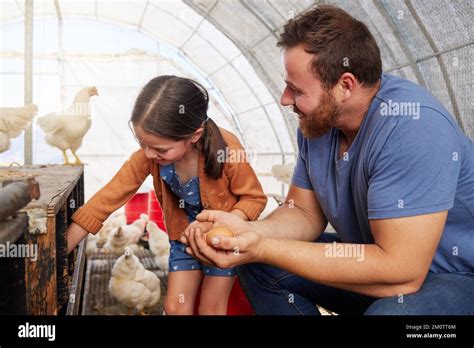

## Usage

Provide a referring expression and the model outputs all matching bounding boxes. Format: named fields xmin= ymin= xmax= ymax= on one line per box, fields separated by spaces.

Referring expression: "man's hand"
xmin=180 ymin=210 xmax=251 ymax=245
xmin=185 ymin=225 xmax=264 ymax=269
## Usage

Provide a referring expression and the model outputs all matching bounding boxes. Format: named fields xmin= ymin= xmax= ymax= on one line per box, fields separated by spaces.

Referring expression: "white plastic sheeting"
xmin=0 ymin=0 xmax=472 ymax=215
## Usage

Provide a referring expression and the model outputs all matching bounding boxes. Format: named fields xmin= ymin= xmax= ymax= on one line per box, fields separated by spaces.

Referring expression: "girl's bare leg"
xmin=164 ymin=270 xmax=203 ymax=315
xmin=198 ymin=275 xmax=235 ymax=315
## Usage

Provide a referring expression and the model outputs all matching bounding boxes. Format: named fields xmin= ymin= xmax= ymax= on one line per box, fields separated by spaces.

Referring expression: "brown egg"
xmin=206 ymin=227 xmax=234 ymax=246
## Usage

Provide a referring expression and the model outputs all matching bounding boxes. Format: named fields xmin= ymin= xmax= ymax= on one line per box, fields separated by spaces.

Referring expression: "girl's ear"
xmin=190 ymin=127 xmax=204 ymax=144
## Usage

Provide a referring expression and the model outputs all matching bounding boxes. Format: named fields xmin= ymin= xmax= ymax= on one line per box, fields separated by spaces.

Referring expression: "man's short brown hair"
xmin=278 ymin=5 xmax=382 ymax=89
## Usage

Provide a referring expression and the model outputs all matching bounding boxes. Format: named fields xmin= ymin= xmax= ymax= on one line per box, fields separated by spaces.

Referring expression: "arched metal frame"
xmin=2 ymin=0 xmax=472 ymax=166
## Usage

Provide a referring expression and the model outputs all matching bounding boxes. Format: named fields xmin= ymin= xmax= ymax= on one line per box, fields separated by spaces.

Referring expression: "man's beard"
xmin=295 ymin=91 xmax=340 ymax=139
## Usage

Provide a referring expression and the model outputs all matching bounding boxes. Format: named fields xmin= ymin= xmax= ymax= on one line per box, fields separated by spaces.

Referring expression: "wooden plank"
xmin=0 ymin=169 xmax=34 ymax=182
xmin=24 ymin=213 xmax=58 ymax=314
xmin=56 ymin=203 xmax=69 ymax=313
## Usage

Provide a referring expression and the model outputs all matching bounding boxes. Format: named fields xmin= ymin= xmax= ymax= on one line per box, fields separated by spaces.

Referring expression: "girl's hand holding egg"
xmin=181 ymin=221 xmax=213 ymax=245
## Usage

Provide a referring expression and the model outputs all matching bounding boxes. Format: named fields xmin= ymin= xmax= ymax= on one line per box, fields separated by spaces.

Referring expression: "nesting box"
xmin=0 ymin=165 xmax=85 ymax=315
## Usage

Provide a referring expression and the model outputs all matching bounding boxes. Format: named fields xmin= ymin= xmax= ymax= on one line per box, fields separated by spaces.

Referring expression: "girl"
xmin=67 ymin=75 xmax=267 ymax=315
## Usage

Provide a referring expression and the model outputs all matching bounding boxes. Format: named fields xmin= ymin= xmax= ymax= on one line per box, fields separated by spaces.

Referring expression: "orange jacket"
xmin=71 ymin=128 xmax=267 ymax=241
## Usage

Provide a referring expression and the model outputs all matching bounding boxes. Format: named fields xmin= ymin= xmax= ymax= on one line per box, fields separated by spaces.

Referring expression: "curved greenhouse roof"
xmin=0 ymin=0 xmax=472 ymax=208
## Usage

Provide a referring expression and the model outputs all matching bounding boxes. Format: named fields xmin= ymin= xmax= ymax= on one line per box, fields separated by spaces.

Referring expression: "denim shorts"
xmin=169 ymin=240 xmax=236 ymax=277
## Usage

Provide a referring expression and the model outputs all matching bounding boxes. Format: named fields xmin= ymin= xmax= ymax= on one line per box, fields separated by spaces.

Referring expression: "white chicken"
xmin=146 ymin=221 xmax=170 ymax=274
xmin=109 ymin=247 xmax=161 ymax=315
xmin=85 ymin=211 xmax=127 ymax=256
xmin=269 ymin=162 xmax=296 ymax=206
xmin=271 ymin=162 xmax=296 ymax=185
xmin=85 ymin=234 xmax=100 ymax=257
xmin=0 ymin=104 xmax=38 ymax=153
xmin=64 ymin=86 xmax=98 ymax=115
xmin=37 ymin=86 xmax=98 ymax=165
xmin=103 ymin=214 xmax=148 ymax=256
xmin=97 ymin=211 xmax=127 ymax=249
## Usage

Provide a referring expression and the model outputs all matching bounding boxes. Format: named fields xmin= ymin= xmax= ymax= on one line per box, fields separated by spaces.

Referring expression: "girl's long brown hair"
xmin=130 ymin=75 xmax=226 ymax=179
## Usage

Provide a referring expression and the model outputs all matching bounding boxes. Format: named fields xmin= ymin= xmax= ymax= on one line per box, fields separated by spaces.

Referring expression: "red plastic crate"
xmin=124 ymin=192 xmax=149 ymax=224
xmin=227 ymin=278 xmax=254 ymax=315
xmin=148 ymin=190 xmax=166 ymax=231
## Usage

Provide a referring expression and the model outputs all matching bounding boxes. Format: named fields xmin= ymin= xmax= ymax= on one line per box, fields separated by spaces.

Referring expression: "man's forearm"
xmin=231 ymin=209 xmax=249 ymax=221
xmin=256 ymin=237 xmax=420 ymax=298
xmin=250 ymin=204 xmax=326 ymax=241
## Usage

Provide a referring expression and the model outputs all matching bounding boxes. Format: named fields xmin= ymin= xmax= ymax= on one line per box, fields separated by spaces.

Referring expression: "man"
xmin=182 ymin=5 xmax=474 ymax=314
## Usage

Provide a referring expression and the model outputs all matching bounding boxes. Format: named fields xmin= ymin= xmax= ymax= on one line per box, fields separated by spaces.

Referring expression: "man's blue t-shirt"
xmin=292 ymin=73 xmax=473 ymax=274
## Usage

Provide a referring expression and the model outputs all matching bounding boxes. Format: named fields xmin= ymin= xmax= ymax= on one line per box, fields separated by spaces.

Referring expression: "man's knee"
xmin=366 ymin=273 xmax=474 ymax=315
xmin=365 ymin=294 xmax=443 ymax=315
xmin=364 ymin=296 xmax=416 ymax=315
xmin=236 ymin=263 xmax=265 ymax=289
xmin=237 ymin=262 xmax=286 ymax=287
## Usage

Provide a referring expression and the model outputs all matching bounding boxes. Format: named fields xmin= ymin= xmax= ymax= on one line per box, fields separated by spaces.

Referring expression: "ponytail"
xmin=201 ymin=117 xmax=226 ymax=180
